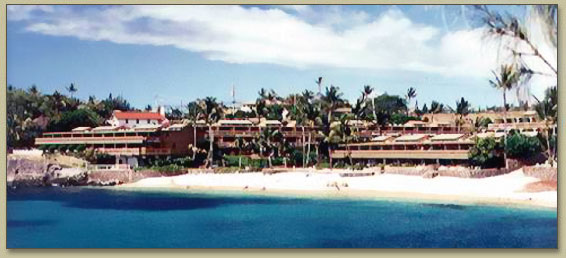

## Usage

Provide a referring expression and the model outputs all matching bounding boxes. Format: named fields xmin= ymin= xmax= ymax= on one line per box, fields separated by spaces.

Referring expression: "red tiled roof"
xmin=113 ymin=111 xmax=165 ymax=120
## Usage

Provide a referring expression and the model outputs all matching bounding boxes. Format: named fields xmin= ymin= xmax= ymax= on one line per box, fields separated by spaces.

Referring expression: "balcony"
xmin=97 ymin=147 xmax=141 ymax=156
xmin=140 ymin=147 xmax=171 ymax=155
xmin=35 ymin=136 xmax=145 ymax=145
xmin=488 ymin=122 xmax=548 ymax=130
xmin=331 ymin=149 xmax=470 ymax=160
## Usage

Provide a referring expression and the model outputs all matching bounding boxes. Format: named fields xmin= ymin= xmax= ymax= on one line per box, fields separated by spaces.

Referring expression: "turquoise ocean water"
xmin=7 ymin=187 xmax=557 ymax=248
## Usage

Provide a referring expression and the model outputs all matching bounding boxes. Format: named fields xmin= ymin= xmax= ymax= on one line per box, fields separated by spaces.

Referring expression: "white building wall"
xmin=121 ymin=119 xmax=159 ymax=127
xmin=109 ymin=117 xmax=160 ymax=128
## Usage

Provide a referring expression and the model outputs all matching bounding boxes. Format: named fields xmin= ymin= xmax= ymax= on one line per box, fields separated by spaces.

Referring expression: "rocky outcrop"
xmin=8 ymin=155 xmax=182 ymax=188
xmin=7 ymin=157 xmax=88 ymax=187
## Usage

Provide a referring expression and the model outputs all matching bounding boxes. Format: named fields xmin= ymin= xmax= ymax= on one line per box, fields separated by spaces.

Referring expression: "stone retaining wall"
xmin=438 ymin=167 xmax=514 ymax=178
xmin=87 ymin=170 xmax=186 ymax=185
xmin=384 ymin=165 xmax=519 ymax=179
xmin=523 ymin=166 xmax=557 ymax=181
xmin=383 ymin=166 xmax=428 ymax=176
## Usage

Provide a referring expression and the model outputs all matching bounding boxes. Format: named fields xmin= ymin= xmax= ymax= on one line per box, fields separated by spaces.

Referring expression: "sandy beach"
xmin=119 ymin=168 xmax=557 ymax=209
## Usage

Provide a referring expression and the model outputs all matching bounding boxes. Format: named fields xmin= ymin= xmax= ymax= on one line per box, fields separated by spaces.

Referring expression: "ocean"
xmin=6 ymin=187 xmax=557 ymax=248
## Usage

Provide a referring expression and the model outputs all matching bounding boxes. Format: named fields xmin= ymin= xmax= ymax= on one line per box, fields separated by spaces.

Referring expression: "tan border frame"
xmin=0 ymin=0 xmax=563 ymax=256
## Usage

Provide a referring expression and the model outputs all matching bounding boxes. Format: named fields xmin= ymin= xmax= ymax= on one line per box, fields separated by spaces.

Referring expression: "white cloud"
xmin=7 ymin=5 xmax=53 ymax=21
xmin=9 ymin=5 xmax=556 ymax=99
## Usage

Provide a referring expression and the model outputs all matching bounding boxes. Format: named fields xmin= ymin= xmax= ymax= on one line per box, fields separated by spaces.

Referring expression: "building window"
xmin=147 ymin=119 xmax=150 ymax=123
xmin=136 ymin=119 xmax=139 ymax=124
xmin=126 ymin=119 xmax=129 ymax=124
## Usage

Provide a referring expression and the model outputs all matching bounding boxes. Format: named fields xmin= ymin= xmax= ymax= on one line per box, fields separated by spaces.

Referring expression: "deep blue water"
xmin=7 ymin=187 xmax=557 ymax=248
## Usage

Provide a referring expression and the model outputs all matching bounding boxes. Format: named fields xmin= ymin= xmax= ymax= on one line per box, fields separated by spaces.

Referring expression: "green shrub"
xmin=390 ymin=113 xmax=421 ymax=125
xmin=505 ymin=133 xmax=542 ymax=159
xmin=291 ymin=150 xmax=304 ymax=166
xmin=55 ymin=144 xmax=70 ymax=152
xmin=146 ymin=156 xmax=194 ymax=167
xmin=468 ymin=137 xmax=503 ymax=168
xmin=316 ymin=161 xmax=330 ymax=169
xmin=149 ymin=164 xmax=184 ymax=175
xmin=46 ymin=145 xmax=57 ymax=153
xmin=67 ymin=144 xmax=78 ymax=152
xmin=334 ymin=160 xmax=346 ymax=168
xmin=223 ymin=155 xmax=250 ymax=167
xmin=272 ymin=157 xmax=284 ymax=166
xmin=76 ymin=144 xmax=86 ymax=152
xmin=214 ymin=167 xmax=240 ymax=173
xmin=47 ymin=109 xmax=103 ymax=132
xmin=347 ymin=163 xmax=365 ymax=170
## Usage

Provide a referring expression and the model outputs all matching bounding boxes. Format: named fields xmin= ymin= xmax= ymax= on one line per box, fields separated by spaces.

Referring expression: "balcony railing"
xmin=331 ymin=149 xmax=470 ymax=160
xmin=35 ymin=136 xmax=145 ymax=145
xmin=140 ymin=147 xmax=171 ymax=155
xmin=213 ymin=130 xmax=318 ymax=138
xmin=97 ymin=147 xmax=140 ymax=156
xmin=488 ymin=122 xmax=548 ymax=130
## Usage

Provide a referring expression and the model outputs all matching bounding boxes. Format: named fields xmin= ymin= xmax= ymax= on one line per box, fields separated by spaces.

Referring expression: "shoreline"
xmin=113 ymin=185 xmax=557 ymax=210
xmin=117 ymin=169 xmax=557 ymax=209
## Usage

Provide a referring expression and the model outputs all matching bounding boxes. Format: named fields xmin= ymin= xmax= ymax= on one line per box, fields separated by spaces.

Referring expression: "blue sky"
xmin=7 ymin=5 xmax=554 ymax=110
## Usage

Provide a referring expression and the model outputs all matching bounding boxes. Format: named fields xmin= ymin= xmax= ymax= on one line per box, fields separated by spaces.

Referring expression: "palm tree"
xmin=533 ymin=86 xmax=557 ymax=165
xmin=66 ymin=83 xmax=78 ymax=98
xmin=336 ymin=114 xmax=354 ymax=166
xmin=49 ymin=90 xmax=67 ymax=118
xmin=278 ymin=138 xmax=295 ymax=168
xmin=322 ymin=86 xmax=344 ymax=124
xmin=28 ymin=85 xmax=39 ymax=96
xmin=472 ymin=116 xmax=492 ymax=134
xmin=85 ymin=95 xmax=105 ymax=118
xmin=489 ymin=64 xmax=521 ymax=124
xmin=476 ymin=5 xmax=557 ymax=76
xmin=255 ymin=98 xmax=267 ymax=124
xmin=258 ymin=127 xmax=282 ymax=168
xmin=167 ymin=107 xmax=184 ymax=120
xmin=406 ymin=87 xmax=417 ymax=115
xmin=234 ymin=136 xmax=247 ymax=169
xmin=315 ymin=77 xmax=323 ymax=95
xmin=185 ymin=101 xmax=200 ymax=146
xmin=258 ymin=88 xmax=268 ymax=100
xmin=301 ymin=90 xmax=319 ymax=166
xmin=350 ymin=97 xmax=366 ymax=140
xmin=321 ymin=85 xmax=344 ymax=169
xmin=294 ymin=93 xmax=308 ymax=167
xmin=421 ymin=103 xmax=429 ymax=115
xmin=455 ymin=97 xmax=470 ymax=132
xmin=197 ymin=97 xmax=223 ymax=168
xmin=266 ymin=89 xmax=280 ymax=104
xmin=489 ymin=64 xmax=521 ymax=169
xmin=320 ymin=114 xmax=351 ymax=170
xmin=361 ymin=85 xmax=377 ymax=127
